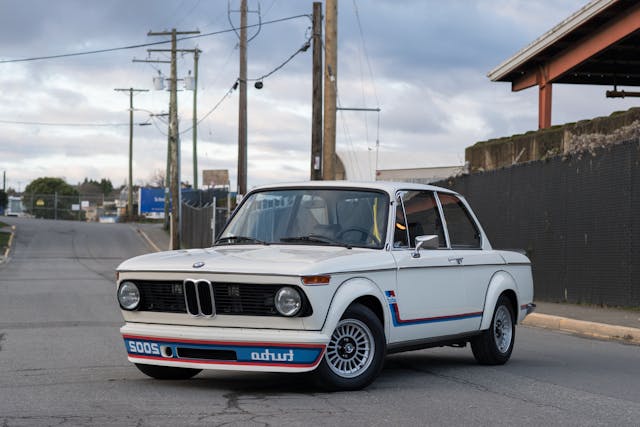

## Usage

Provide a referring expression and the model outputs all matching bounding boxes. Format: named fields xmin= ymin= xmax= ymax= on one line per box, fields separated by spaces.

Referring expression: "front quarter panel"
xmin=321 ymin=277 xmax=390 ymax=341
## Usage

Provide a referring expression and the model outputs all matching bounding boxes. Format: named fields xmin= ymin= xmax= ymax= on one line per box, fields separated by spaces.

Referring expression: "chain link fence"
xmin=180 ymin=189 xmax=233 ymax=249
xmin=435 ymin=137 xmax=640 ymax=307
xmin=22 ymin=193 xmax=111 ymax=221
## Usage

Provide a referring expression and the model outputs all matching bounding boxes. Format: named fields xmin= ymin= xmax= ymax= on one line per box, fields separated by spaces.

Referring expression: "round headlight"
xmin=118 ymin=281 xmax=141 ymax=310
xmin=274 ymin=286 xmax=302 ymax=317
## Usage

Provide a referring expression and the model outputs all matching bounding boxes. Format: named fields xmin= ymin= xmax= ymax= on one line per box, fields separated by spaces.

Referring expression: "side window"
xmin=437 ymin=193 xmax=481 ymax=249
xmin=396 ymin=191 xmax=446 ymax=248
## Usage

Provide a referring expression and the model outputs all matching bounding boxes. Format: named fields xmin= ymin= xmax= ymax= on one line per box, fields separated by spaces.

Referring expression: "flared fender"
xmin=322 ymin=277 xmax=389 ymax=339
xmin=480 ymin=270 xmax=519 ymax=331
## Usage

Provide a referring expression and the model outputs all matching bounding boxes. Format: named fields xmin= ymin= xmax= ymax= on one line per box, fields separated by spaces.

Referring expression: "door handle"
xmin=448 ymin=257 xmax=463 ymax=265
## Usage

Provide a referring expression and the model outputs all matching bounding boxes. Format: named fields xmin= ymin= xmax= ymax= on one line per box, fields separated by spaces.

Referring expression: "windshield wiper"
xmin=214 ymin=235 xmax=268 ymax=245
xmin=280 ymin=234 xmax=352 ymax=249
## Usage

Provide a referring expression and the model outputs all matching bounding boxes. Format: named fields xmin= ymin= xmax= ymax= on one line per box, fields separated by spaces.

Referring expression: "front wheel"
xmin=471 ymin=295 xmax=515 ymax=365
xmin=135 ymin=363 xmax=202 ymax=380
xmin=314 ymin=303 xmax=386 ymax=391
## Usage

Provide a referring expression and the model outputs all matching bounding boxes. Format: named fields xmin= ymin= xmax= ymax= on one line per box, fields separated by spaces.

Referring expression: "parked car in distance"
xmin=116 ymin=181 xmax=535 ymax=390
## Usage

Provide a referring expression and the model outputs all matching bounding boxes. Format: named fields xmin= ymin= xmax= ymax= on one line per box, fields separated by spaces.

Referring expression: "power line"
xmin=0 ymin=14 xmax=311 ymax=65
xmin=179 ymin=34 xmax=311 ymax=134
xmin=352 ymin=0 xmax=379 ymax=107
xmin=0 ymin=119 xmax=148 ymax=127
xmin=181 ymin=82 xmax=237 ymax=135
xmin=245 ymin=37 xmax=311 ymax=82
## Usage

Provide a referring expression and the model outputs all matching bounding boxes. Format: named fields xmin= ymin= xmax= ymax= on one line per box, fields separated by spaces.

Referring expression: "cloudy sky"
xmin=0 ymin=0 xmax=637 ymax=193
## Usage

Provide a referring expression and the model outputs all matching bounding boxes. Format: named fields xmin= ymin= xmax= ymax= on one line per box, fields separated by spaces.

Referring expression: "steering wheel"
xmin=337 ymin=227 xmax=381 ymax=246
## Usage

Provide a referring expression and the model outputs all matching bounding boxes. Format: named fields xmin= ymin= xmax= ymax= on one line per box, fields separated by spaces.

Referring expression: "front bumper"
xmin=120 ymin=322 xmax=328 ymax=373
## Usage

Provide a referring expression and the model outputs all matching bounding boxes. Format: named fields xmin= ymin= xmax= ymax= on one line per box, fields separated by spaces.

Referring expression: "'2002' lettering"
xmin=128 ymin=340 xmax=161 ymax=356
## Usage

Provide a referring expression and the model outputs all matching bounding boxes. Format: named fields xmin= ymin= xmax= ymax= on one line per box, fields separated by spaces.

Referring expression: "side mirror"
xmin=412 ymin=235 xmax=439 ymax=258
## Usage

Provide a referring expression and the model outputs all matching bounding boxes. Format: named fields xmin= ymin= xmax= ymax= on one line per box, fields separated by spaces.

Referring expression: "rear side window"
xmin=437 ymin=193 xmax=481 ymax=249
xmin=395 ymin=191 xmax=446 ymax=248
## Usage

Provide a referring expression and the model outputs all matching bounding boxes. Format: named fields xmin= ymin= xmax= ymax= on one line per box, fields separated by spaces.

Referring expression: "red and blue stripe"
xmin=385 ymin=290 xmax=483 ymax=327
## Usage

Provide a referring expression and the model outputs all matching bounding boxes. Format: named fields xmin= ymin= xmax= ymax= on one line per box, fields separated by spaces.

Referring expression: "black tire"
xmin=471 ymin=295 xmax=515 ymax=365
xmin=135 ymin=363 xmax=202 ymax=380
xmin=314 ymin=303 xmax=386 ymax=391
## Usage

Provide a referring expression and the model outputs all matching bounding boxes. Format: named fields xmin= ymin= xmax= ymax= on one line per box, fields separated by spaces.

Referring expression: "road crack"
xmin=393 ymin=359 xmax=565 ymax=412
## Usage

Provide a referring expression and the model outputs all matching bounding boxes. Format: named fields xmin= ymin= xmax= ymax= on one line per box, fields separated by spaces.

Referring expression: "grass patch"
xmin=0 ymin=221 xmax=9 ymax=228
xmin=0 ymin=231 xmax=10 ymax=251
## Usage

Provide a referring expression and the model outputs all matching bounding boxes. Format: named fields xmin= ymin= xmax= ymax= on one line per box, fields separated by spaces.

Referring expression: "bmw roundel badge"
xmin=192 ymin=261 xmax=205 ymax=269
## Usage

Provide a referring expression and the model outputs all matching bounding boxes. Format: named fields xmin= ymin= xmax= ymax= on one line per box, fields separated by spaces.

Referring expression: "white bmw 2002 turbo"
xmin=116 ymin=181 xmax=535 ymax=390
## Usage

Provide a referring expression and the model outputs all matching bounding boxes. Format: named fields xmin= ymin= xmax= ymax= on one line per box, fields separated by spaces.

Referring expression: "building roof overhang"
xmin=488 ymin=0 xmax=640 ymax=90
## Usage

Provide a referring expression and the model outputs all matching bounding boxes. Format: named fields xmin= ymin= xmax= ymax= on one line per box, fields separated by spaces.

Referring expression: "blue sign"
xmin=139 ymin=188 xmax=167 ymax=214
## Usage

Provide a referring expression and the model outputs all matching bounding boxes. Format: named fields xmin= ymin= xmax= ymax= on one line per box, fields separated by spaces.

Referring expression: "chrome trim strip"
xmin=433 ymin=191 xmax=452 ymax=249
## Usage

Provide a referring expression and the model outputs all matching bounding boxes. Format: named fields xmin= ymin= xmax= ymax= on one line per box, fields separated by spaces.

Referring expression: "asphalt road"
xmin=1 ymin=218 xmax=639 ymax=426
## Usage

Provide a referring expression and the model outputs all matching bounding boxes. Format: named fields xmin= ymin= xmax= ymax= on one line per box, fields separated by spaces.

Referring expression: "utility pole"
xmin=114 ymin=87 xmax=148 ymax=220
xmin=238 ymin=0 xmax=248 ymax=195
xmin=132 ymin=59 xmax=171 ymax=231
xmin=146 ymin=28 xmax=200 ymax=249
xmin=191 ymin=48 xmax=201 ymax=189
xmin=310 ymin=2 xmax=323 ymax=181
xmin=323 ymin=0 xmax=338 ymax=180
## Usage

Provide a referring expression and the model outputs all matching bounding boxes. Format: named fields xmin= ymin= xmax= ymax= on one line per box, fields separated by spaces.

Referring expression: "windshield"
xmin=217 ymin=188 xmax=389 ymax=249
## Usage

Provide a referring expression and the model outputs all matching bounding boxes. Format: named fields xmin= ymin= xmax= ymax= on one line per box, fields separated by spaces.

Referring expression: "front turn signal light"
xmin=301 ymin=275 xmax=331 ymax=286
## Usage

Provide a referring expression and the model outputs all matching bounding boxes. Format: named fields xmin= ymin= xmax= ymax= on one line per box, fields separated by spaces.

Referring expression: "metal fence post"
xmin=211 ymin=196 xmax=217 ymax=245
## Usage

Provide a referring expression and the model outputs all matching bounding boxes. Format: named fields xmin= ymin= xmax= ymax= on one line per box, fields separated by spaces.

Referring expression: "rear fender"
xmin=322 ymin=277 xmax=388 ymax=339
xmin=480 ymin=271 xmax=519 ymax=330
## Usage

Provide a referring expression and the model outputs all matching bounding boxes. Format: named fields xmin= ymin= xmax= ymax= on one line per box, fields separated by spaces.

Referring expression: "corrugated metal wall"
xmin=435 ymin=138 xmax=640 ymax=307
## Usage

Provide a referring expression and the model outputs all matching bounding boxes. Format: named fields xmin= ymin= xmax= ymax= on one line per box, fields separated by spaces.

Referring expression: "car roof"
xmin=249 ymin=180 xmax=459 ymax=197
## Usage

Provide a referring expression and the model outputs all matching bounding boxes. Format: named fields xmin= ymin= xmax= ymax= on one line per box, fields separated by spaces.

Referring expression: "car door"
xmin=390 ymin=190 xmax=502 ymax=342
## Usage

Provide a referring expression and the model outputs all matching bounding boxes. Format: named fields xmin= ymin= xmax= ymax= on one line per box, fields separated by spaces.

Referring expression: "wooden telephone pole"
xmin=310 ymin=2 xmax=323 ymax=180
xmin=114 ymin=87 xmax=148 ymax=220
xmin=237 ymin=0 xmax=248 ymax=195
xmin=322 ymin=0 xmax=338 ymax=180
xmin=145 ymin=28 xmax=200 ymax=249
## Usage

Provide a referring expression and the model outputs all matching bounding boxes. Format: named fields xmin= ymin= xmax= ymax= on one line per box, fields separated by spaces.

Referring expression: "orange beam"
xmin=512 ymin=72 xmax=537 ymax=92
xmin=539 ymin=82 xmax=552 ymax=129
xmin=512 ymin=2 xmax=640 ymax=92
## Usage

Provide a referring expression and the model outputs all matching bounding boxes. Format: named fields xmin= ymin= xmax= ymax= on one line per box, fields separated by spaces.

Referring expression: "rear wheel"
xmin=314 ymin=303 xmax=385 ymax=391
xmin=471 ymin=295 xmax=515 ymax=365
xmin=135 ymin=363 xmax=202 ymax=380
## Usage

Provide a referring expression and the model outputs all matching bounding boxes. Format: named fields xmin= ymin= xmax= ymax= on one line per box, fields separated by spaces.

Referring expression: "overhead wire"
xmin=0 ymin=119 xmax=143 ymax=127
xmin=335 ymin=87 xmax=364 ymax=180
xmin=180 ymin=82 xmax=237 ymax=135
xmin=245 ymin=37 xmax=310 ymax=82
xmin=173 ymin=0 xmax=203 ymax=29
xmin=181 ymin=28 xmax=311 ymax=133
xmin=352 ymin=0 xmax=379 ymax=107
xmin=0 ymin=10 xmax=309 ymax=132
xmin=0 ymin=14 xmax=311 ymax=65
xmin=352 ymin=0 xmax=381 ymax=178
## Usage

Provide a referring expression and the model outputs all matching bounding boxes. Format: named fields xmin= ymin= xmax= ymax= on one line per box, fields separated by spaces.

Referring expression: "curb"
xmin=133 ymin=225 xmax=162 ymax=253
xmin=523 ymin=312 xmax=640 ymax=345
xmin=1 ymin=225 xmax=16 ymax=264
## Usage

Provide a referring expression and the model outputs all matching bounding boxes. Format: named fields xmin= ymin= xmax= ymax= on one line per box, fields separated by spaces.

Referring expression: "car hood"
xmin=117 ymin=245 xmax=394 ymax=276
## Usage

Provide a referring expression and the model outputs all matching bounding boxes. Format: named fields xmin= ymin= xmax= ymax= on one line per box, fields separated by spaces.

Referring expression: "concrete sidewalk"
xmin=524 ymin=302 xmax=640 ymax=345
xmin=132 ymin=222 xmax=640 ymax=346
xmin=132 ymin=222 xmax=170 ymax=252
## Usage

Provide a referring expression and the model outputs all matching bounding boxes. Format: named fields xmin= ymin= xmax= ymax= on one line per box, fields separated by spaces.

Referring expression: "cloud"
xmin=0 ymin=0 xmax=630 ymax=192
